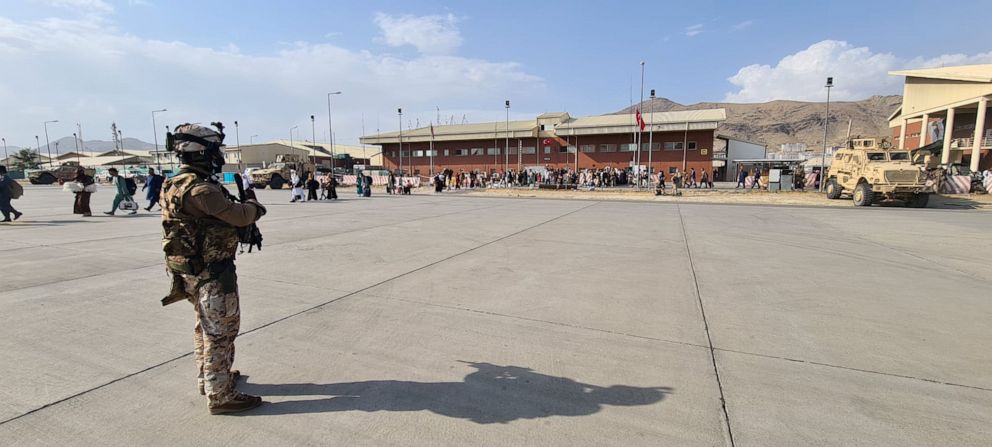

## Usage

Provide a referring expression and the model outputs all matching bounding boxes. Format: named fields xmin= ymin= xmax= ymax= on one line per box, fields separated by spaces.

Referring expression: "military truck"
xmin=249 ymin=154 xmax=314 ymax=189
xmin=28 ymin=161 xmax=95 ymax=185
xmin=824 ymin=138 xmax=932 ymax=207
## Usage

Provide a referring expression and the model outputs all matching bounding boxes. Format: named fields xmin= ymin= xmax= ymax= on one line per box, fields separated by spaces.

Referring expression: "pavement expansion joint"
xmin=677 ymin=202 xmax=737 ymax=447
xmin=0 ymin=200 xmax=600 ymax=426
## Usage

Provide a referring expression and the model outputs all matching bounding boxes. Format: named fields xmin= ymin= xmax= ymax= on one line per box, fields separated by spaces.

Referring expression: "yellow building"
xmin=888 ymin=64 xmax=992 ymax=171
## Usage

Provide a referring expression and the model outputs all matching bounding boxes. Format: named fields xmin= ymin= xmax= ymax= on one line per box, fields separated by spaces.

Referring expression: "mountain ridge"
xmin=619 ymin=95 xmax=903 ymax=151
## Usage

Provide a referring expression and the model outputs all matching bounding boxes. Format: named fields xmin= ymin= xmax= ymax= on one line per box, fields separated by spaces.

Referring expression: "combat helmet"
xmin=167 ymin=122 xmax=227 ymax=174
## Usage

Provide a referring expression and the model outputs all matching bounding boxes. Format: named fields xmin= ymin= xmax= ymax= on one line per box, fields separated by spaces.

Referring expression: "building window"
xmin=400 ymin=150 xmax=410 ymax=157
xmin=470 ymin=148 xmax=484 ymax=156
xmin=486 ymin=148 xmax=499 ymax=156
xmin=521 ymin=146 xmax=536 ymax=154
xmin=426 ymin=150 xmax=437 ymax=157
xmin=664 ymin=142 xmax=683 ymax=151
xmin=619 ymin=143 xmax=636 ymax=152
xmin=641 ymin=142 xmax=661 ymax=151
xmin=559 ymin=146 xmax=569 ymax=153
xmin=687 ymin=141 xmax=697 ymax=150
xmin=668 ymin=166 xmax=678 ymax=174
xmin=544 ymin=146 xmax=551 ymax=154
xmin=599 ymin=144 xmax=616 ymax=152
xmin=580 ymin=144 xmax=595 ymax=153
xmin=443 ymin=149 xmax=450 ymax=156
xmin=413 ymin=150 xmax=424 ymax=157
xmin=507 ymin=147 xmax=518 ymax=155
xmin=454 ymin=149 xmax=468 ymax=156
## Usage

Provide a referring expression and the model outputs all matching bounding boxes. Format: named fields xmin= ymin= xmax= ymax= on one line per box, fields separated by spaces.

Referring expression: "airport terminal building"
xmin=359 ymin=109 xmax=727 ymax=176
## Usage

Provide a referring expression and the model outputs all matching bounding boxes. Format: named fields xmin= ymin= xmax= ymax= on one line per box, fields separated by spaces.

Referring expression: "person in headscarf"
xmin=306 ymin=172 xmax=319 ymax=201
xmin=289 ymin=170 xmax=304 ymax=202
xmin=73 ymin=167 xmax=95 ymax=216
xmin=356 ymin=172 xmax=365 ymax=196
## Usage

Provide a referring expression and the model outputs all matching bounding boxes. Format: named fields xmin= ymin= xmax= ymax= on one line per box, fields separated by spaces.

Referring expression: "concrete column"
xmin=919 ymin=113 xmax=929 ymax=147
xmin=971 ymin=98 xmax=987 ymax=172
xmin=899 ymin=118 xmax=908 ymax=149
xmin=941 ymin=108 xmax=955 ymax=165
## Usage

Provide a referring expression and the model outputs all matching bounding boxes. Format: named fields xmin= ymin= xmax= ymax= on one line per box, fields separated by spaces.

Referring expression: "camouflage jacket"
xmin=161 ymin=167 xmax=260 ymax=275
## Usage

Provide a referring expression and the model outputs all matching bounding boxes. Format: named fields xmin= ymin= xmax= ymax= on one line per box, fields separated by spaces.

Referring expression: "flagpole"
xmin=637 ymin=61 xmax=645 ymax=190
xmin=649 ymin=89 xmax=655 ymax=179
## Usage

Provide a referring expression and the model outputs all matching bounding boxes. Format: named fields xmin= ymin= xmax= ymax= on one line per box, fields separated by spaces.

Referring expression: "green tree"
xmin=10 ymin=148 xmax=40 ymax=170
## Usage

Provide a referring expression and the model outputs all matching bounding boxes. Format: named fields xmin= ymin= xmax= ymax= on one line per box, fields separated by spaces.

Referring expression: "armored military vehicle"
xmin=249 ymin=154 xmax=314 ymax=189
xmin=28 ymin=161 xmax=95 ymax=185
xmin=825 ymin=138 xmax=931 ymax=207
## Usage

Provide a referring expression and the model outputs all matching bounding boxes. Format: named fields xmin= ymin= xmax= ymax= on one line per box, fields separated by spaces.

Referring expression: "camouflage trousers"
xmin=182 ymin=270 xmax=241 ymax=405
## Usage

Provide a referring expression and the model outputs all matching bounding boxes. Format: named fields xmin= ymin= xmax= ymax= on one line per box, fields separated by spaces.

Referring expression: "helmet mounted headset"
xmin=166 ymin=122 xmax=227 ymax=175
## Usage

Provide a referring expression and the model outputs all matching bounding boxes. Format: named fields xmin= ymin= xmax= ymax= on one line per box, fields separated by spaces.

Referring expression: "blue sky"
xmin=1 ymin=0 xmax=990 ymax=147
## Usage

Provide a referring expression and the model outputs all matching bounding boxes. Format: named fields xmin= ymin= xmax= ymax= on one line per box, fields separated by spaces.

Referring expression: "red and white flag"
xmin=635 ymin=109 xmax=646 ymax=130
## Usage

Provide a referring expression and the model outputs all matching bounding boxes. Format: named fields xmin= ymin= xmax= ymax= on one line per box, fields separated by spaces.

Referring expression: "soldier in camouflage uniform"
xmin=160 ymin=123 xmax=267 ymax=414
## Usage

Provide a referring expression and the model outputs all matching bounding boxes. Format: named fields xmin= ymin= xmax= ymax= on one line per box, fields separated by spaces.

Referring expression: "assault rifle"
xmin=232 ymin=173 xmax=263 ymax=253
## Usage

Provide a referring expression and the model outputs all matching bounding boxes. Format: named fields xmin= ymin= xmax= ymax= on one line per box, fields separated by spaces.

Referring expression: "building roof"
xmin=564 ymin=109 xmax=726 ymax=129
xmin=360 ymin=109 xmax=726 ymax=143
xmin=889 ymin=64 xmax=992 ymax=83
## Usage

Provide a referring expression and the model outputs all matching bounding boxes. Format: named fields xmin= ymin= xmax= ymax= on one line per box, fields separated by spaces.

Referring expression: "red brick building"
xmin=359 ymin=109 xmax=726 ymax=176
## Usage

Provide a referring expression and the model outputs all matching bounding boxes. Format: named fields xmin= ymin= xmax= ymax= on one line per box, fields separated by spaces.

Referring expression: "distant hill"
xmin=619 ymin=95 xmax=902 ymax=152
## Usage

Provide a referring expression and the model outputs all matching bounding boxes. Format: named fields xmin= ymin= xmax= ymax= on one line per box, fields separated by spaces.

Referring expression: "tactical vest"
xmin=161 ymin=172 xmax=239 ymax=276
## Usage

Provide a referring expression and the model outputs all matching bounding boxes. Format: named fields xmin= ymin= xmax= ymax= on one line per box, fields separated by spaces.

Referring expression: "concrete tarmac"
xmin=0 ymin=185 xmax=990 ymax=446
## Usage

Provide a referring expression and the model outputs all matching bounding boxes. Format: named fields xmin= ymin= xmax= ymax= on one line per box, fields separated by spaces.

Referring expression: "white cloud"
xmin=684 ymin=24 xmax=703 ymax=37
xmin=724 ymin=40 xmax=992 ymax=102
xmin=731 ymin=20 xmax=752 ymax=31
xmin=35 ymin=0 xmax=113 ymax=14
xmin=374 ymin=13 xmax=462 ymax=55
xmin=0 ymin=12 xmax=543 ymax=147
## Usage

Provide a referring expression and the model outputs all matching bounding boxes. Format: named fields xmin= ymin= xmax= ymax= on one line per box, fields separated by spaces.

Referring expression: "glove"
xmin=246 ymin=199 xmax=267 ymax=218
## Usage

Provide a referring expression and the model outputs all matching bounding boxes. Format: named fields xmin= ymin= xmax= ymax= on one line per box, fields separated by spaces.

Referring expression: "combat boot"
xmin=209 ymin=392 xmax=263 ymax=415
xmin=199 ymin=370 xmax=240 ymax=395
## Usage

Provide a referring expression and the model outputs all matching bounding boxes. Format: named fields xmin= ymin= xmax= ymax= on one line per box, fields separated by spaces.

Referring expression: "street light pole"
xmin=505 ymin=100 xmax=510 ymax=173
xmin=309 ymin=115 xmax=317 ymax=167
xmin=820 ymin=77 xmax=834 ymax=192
xmin=35 ymin=136 xmax=40 ymax=166
xmin=1 ymin=138 xmax=6 ymax=163
xmin=648 ymin=89 xmax=655 ymax=178
xmin=72 ymin=133 xmax=80 ymax=163
xmin=43 ymin=120 xmax=58 ymax=166
xmin=234 ymin=120 xmax=242 ymax=170
xmin=398 ymin=108 xmax=403 ymax=175
xmin=250 ymin=135 xmax=258 ymax=145
xmin=327 ymin=91 xmax=341 ymax=172
xmin=290 ymin=125 xmax=299 ymax=162
xmin=152 ymin=108 xmax=167 ymax=172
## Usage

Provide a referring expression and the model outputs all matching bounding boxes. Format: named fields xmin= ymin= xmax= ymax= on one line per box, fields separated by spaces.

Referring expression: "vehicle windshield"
xmin=867 ymin=152 xmax=886 ymax=161
xmin=888 ymin=152 xmax=910 ymax=161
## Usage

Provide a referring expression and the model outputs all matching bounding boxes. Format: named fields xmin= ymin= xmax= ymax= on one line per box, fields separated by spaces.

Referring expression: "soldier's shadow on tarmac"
xmin=237 ymin=361 xmax=672 ymax=424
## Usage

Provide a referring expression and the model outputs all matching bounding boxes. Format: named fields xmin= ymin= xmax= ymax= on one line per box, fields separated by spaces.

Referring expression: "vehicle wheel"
xmin=852 ymin=183 xmax=874 ymax=206
xmin=908 ymin=193 xmax=929 ymax=208
xmin=825 ymin=179 xmax=843 ymax=199
xmin=269 ymin=175 xmax=285 ymax=190
xmin=38 ymin=173 xmax=56 ymax=185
